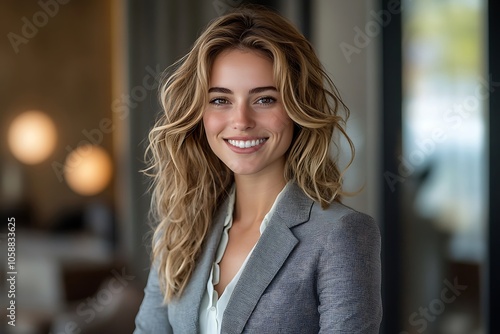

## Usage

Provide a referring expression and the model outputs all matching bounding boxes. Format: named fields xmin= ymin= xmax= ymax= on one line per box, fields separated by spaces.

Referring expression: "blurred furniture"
xmin=1 ymin=230 xmax=142 ymax=334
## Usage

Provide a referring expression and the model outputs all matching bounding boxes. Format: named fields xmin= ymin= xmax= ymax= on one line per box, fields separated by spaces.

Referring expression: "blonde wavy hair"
xmin=145 ymin=5 xmax=354 ymax=302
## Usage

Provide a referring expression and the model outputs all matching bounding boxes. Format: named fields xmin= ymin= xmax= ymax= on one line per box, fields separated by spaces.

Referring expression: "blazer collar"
xmin=222 ymin=182 xmax=314 ymax=333
xmin=275 ymin=182 xmax=314 ymax=228
xmin=169 ymin=183 xmax=314 ymax=333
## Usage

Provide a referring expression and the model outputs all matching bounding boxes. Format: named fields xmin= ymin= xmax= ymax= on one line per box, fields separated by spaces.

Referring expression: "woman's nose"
xmin=232 ymin=103 xmax=255 ymax=130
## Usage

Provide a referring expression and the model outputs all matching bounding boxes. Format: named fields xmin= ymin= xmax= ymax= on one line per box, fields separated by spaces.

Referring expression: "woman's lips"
xmin=224 ymin=138 xmax=268 ymax=153
xmin=227 ymin=138 xmax=266 ymax=148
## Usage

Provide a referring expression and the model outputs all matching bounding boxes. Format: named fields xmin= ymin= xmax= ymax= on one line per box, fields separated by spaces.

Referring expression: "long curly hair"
xmin=144 ymin=5 xmax=354 ymax=302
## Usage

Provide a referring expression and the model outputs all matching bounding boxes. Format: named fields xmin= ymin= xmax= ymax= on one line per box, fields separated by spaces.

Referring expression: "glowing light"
xmin=8 ymin=110 xmax=57 ymax=164
xmin=64 ymin=145 xmax=113 ymax=196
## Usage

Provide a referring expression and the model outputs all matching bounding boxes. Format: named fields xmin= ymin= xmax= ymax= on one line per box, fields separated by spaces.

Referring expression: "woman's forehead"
xmin=209 ymin=49 xmax=276 ymax=89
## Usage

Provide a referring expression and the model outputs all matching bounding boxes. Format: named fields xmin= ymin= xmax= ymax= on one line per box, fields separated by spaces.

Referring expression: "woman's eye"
xmin=256 ymin=97 xmax=276 ymax=105
xmin=209 ymin=98 xmax=229 ymax=105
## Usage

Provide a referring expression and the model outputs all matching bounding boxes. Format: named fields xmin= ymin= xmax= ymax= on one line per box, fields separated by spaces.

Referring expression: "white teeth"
xmin=228 ymin=138 xmax=266 ymax=148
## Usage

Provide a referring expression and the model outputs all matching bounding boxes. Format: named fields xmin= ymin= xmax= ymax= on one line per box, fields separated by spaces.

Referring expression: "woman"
xmin=135 ymin=6 xmax=381 ymax=334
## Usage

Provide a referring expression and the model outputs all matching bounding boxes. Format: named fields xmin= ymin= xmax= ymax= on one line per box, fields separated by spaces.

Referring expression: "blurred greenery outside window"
xmin=401 ymin=0 xmax=486 ymax=331
xmin=403 ymin=0 xmax=486 ymax=261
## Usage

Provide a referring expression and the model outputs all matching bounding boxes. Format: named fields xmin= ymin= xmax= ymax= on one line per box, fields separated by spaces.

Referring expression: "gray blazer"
xmin=134 ymin=183 xmax=382 ymax=333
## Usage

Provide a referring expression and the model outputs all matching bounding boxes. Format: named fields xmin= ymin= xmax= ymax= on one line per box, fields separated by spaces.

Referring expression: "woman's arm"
xmin=134 ymin=265 xmax=173 ymax=334
xmin=317 ymin=212 xmax=382 ymax=333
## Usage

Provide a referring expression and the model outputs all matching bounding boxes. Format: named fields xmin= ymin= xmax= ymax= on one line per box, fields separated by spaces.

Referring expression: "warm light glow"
xmin=7 ymin=110 xmax=57 ymax=164
xmin=64 ymin=145 xmax=113 ymax=196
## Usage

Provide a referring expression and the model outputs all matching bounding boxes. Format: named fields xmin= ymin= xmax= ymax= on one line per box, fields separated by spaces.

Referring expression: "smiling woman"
xmin=135 ymin=5 xmax=382 ymax=334
xmin=203 ymin=49 xmax=294 ymax=177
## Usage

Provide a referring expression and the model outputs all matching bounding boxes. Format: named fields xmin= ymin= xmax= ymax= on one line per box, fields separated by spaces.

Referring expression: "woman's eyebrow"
xmin=248 ymin=86 xmax=278 ymax=94
xmin=208 ymin=86 xmax=278 ymax=94
xmin=208 ymin=87 xmax=232 ymax=94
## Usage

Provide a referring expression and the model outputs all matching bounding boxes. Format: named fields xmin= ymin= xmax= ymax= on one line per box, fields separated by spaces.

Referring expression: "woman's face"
xmin=203 ymin=49 xmax=294 ymax=177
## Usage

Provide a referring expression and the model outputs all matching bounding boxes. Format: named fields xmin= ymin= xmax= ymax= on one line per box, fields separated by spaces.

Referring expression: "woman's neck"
xmin=233 ymin=172 xmax=287 ymax=228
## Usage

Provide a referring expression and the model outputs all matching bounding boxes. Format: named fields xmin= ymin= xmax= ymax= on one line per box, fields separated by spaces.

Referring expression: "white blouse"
xmin=199 ymin=184 xmax=289 ymax=334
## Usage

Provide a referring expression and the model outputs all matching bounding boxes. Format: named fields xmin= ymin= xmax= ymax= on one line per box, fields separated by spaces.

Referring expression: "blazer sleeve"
xmin=317 ymin=211 xmax=382 ymax=333
xmin=134 ymin=265 xmax=173 ymax=334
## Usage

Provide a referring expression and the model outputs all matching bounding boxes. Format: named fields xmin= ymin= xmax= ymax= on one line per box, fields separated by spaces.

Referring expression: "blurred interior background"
xmin=0 ymin=0 xmax=498 ymax=333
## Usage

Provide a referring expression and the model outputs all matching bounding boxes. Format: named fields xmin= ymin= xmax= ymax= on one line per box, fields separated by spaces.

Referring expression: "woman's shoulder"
xmin=276 ymin=183 xmax=377 ymax=227
xmin=315 ymin=200 xmax=375 ymax=223
xmin=305 ymin=200 xmax=379 ymax=240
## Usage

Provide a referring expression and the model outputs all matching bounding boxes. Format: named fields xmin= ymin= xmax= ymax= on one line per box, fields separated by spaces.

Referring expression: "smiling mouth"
xmin=226 ymin=138 xmax=267 ymax=148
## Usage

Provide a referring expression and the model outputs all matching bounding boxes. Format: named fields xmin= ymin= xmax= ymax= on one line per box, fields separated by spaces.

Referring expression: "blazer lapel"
xmin=221 ymin=183 xmax=314 ymax=333
xmin=169 ymin=194 xmax=231 ymax=333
